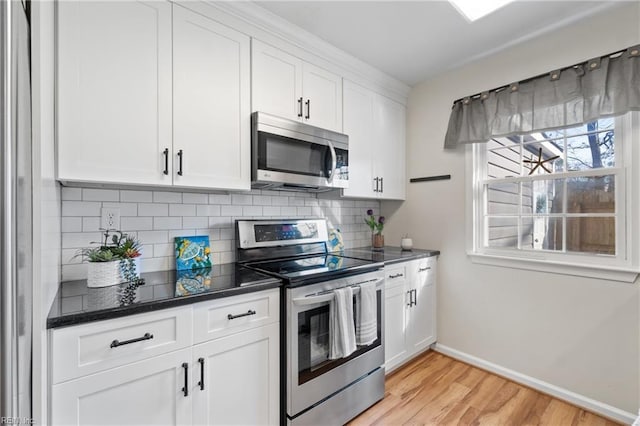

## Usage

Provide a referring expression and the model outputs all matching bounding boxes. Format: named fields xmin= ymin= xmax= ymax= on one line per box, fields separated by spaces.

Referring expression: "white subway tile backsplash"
xmin=102 ymin=202 xmax=138 ymax=217
xmin=272 ymin=196 xmax=289 ymax=206
xmin=62 ymin=201 xmax=101 ymax=216
xmin=121 ymin=217 xmax=153 ymax=231
xmin=139 ymin=203 xmax=168 ymax=216
xmin=169 ymin=204 xmax=196 ymax=217
xmin=243 ymin=205 xmax=262 ymax=216
xmin=182 ymin=217 xmax=208 ymax=229
xmin=121 ymin=190 xmax=153 ymax=203
xmin=220 ymin=228 xmax=234 ymax=240
xmin=61 ymin=217 xmax=82 ymax=233
xmin=154 ymin=217 xmax=182 ymax=230
xmin=252 ymin=195 xmax=272 ymax=205
xmin=62 ymin=187 xmax=82 ymax=201
xmin=82 ymin=217 xmax=101 ymax=232
xmin=153 ymin=243 xmax=174 ymax=258
xmin=209 ymin=217 xmax=233 ymax=228
xmin=183 ymin=193 xmax=208 ymax=204
xmin=212 ymin=240 xmax=231 ymax=252
xmin=296 ymin=207 xmax=311 ymax=216
xmin=196 ymin=205 xmax=220 ymax=217
xmin=137 ymin=230 xmax=169 ymax=244
xmin=221 ymin=205 xmax=243 ymax=216
xmin=61 ymin=186 xmax=380 ymax=279
xmin=263 ymin=206 xmax=281 ymax=216
xmin=83 ymin=188 xmax=119 ymax=202
xmin=153 ymin=191 xmax=183 ymax=203
xmin=208 ymin=194 xmax=231 ymax=205
xmin=231 ymin=194 xmax=252 ymax=205
xmin=62 ymin=232 xmax=102 ymax=249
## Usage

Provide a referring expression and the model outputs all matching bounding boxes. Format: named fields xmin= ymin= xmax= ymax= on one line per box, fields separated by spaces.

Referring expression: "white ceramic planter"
xmin=87 ymin=261 xmax=124 ymax=288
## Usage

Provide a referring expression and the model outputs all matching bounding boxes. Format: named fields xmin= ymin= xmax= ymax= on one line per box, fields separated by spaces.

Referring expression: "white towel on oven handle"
xmin=329 ymin=286 xmax=356 ymax=360
xmin=355 ymin=280 xmax=377 ymax=346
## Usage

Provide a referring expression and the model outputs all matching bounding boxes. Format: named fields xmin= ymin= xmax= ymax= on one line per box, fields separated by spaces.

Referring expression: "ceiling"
xmin=254 ymin=1 xmax=624 ymax=86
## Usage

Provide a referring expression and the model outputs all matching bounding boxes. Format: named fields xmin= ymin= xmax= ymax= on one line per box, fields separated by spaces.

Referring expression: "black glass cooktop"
xmin=246 ymin=254 xmax=381 ymax=281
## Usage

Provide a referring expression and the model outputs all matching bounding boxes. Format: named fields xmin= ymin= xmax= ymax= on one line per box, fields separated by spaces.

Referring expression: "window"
xmin=469 ymin=112 xmax=640 ymax=281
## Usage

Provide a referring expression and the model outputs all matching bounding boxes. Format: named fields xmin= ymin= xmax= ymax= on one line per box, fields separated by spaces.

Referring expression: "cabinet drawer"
xmin=193 ymin=289 xmax=279 ymax=344
xmin=51 ymin=307 xmax=192 ymax=384
xmin=385 ymin=265 xmax=406 ymax=288
xmin=415 ymin=258 xmax=436 ymax=280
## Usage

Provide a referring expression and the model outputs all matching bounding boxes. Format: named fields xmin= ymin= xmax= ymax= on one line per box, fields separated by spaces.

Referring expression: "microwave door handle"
xmin=326 ymin=140 xmax=337 ymax=184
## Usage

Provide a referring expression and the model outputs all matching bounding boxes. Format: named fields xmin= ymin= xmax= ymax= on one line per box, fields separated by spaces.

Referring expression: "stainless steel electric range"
xmin=236 ymin=219 xmax=385 ymax=425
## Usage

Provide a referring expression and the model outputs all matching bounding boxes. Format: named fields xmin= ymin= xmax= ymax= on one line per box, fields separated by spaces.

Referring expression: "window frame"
xmin=466 ymin=112 xmax=640 ymax=283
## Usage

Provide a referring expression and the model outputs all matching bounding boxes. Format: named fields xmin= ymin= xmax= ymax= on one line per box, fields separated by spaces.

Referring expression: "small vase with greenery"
xmin=77 ymin=230 xmax=143 ymax=287
xmin=364 ymin=209 xmax=385 ymax=249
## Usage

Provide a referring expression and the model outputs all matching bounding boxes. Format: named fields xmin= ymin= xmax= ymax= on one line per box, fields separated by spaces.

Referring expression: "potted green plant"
xmin=77 ymin=230 xmax=142 ymax=288
xmin=364 ymin=209 xmax=385 ymax=249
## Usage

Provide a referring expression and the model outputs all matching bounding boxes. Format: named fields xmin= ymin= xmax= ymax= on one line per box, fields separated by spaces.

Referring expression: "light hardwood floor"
xmin=349 ymin=351 xmax=621 ymax=426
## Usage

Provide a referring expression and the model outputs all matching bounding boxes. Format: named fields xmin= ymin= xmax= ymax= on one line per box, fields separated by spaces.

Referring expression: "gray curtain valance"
xmin=444 ymin=45 xmax=640 ymax=149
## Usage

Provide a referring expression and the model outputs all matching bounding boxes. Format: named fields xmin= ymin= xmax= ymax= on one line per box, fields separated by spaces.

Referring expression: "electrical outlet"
xmin=101 ymin=208 xmax=121 ymax=230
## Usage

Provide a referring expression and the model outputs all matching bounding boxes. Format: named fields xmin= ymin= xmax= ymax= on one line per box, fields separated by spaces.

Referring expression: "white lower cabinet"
xmin=384 ymin=258 xmax=437 ymax=373
xmin=192 ymin=323 xmax=279 ymax=426
xmin=52 ymin=348 xmax=193 ymax=426
xmin=50 ymin=289 xmax=280 ymax=426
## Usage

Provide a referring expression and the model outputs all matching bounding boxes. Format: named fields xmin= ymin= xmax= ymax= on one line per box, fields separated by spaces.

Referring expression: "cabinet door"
xmin=173 ymin=6 xmax=250 ymax=191
xmin=375 ymin=95 xmax=406 ymax=200
xmin=57 ymin=1 xmax=172 ymax=186
xmin=252 ymin=40 xmax=303 ymax=122
xmin=407 ymin=260 xmax=436 ymax=354
xmin=384 ymin=281 xmax=408 ymax=373
xmin=341 ymin=80 xmax=376 ymax=198
xmin=192 ymin=323 xmax=279 ymax=426
xmin=51 ymin=348 xmax=192 ymax=426
xmin=302 ymin=63 xmax=342 ymax=132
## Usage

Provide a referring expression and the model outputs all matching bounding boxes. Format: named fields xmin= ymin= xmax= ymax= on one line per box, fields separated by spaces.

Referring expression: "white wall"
xmin=383 ymin=2 xmax=640 ymax=416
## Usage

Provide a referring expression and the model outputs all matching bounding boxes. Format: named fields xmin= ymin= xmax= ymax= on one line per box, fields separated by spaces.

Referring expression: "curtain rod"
xmin=452 ymin=46 xmax=632 ymax=105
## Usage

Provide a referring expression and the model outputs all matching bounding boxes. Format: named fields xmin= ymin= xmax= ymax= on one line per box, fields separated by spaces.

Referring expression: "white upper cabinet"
xmin=251 ymin=40 xmax=303 ymax=122
xmin=172 ymin=6 xmax=250 ymax=191
xmin=375 ymin=95 xmax=406 ymax=200
xmin=342 ymin=80 xmax=376 ymax=198
xmin=251 ymin=39 xmax=343 ymax=132
xmin=301 ymin=62 xmax=343 ymax=131
xmin=342 ymin=80 xmax=406 ymax=200
xmin=57 ymin=1 xmax=250 ymax=191
xmin=57 ymin=0 xmax=173 ymax=186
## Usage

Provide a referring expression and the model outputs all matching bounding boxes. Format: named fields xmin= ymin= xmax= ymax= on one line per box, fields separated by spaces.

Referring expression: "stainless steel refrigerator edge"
xmin=1 ymin=0 xmax=33 ymax=419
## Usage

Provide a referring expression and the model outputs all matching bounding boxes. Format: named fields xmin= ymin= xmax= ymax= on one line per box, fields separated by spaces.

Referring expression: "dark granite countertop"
xmin=342 ymin=246 xmax=440 ymax=265
xmin=47 ymin=263 xmax=281 ymax=329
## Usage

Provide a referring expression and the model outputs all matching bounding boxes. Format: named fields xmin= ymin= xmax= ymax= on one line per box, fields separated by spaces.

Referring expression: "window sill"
xmin=468 ymin=252 xmax=639 ymax=283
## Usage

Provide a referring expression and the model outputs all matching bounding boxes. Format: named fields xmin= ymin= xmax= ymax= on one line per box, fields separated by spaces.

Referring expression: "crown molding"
xmin=179 ymin=1 xmax=411 ymax=103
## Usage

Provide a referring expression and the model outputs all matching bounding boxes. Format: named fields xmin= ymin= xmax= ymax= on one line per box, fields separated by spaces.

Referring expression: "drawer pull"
xmin=110 ymin=332 xmax=154 ymax=348
xmin=198 ymin=358 xmax=205 ymax=391
xmin=182 ymin=362 xmax=189 ymax=397
xmin=419 ymin=267 xmax=431 ymax=272
xmin=389 ymin=273 xmax=404 ymax=279
xmin=227 ymin=310 xmax=256 ymax=320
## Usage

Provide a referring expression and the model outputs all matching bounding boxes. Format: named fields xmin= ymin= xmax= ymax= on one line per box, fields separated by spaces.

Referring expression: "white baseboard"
xmin=434 ymin=343 xmax=636 ymax=425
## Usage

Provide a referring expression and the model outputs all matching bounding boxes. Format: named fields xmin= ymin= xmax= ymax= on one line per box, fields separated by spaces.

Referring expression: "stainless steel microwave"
xmin=251 ymin=112 xmax=349 ymax=192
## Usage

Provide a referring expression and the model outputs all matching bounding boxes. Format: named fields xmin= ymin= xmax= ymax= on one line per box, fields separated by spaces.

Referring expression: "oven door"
xmin=286 ymin=270 xmax=385 ymax=417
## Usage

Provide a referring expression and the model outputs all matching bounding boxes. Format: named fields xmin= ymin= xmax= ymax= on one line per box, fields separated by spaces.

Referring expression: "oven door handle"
xmin=292 ymin=278 xmax=383 ymax=306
